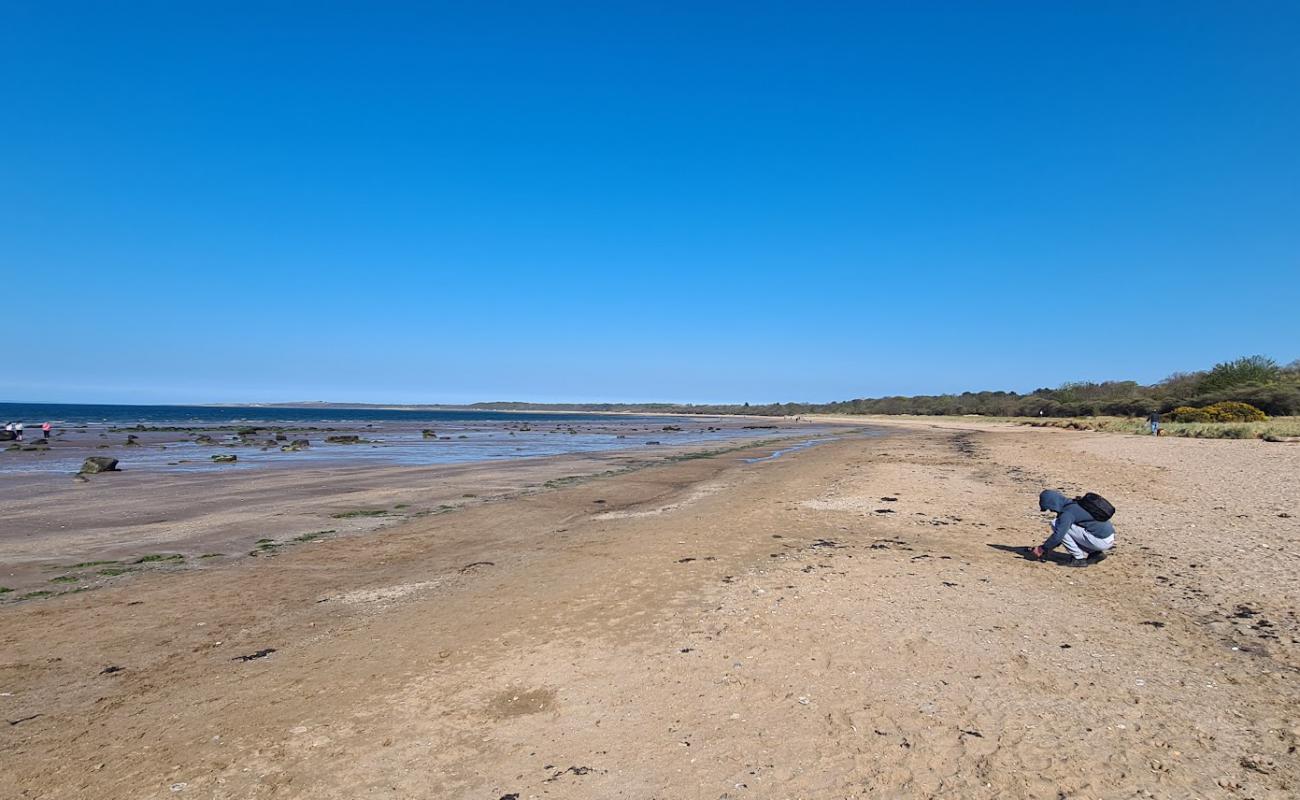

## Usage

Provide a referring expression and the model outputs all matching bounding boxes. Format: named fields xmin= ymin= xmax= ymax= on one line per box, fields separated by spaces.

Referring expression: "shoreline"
xmin=0 ymin=428 xmax=867 ymax=597
xmin=0 ymin=409 xmax=828 ymax=478
xmin=2 ymin=419 xmax=1297 ymax=797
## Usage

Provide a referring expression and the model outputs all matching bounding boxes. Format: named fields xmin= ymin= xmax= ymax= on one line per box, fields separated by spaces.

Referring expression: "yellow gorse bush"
xmin=1171 ymin=401 xmax=1268 ymax=423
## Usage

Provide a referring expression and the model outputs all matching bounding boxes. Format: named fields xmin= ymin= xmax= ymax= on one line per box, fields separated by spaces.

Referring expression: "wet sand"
xmin=0 ymin=423 xmax=843 ymax=594
xmin=2 ymin=421 xmax=1298 ymax=798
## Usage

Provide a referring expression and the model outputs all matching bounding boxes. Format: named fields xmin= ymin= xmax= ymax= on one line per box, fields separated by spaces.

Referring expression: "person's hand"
xmin=1029 ymin=545 xmax=1044 ymax=559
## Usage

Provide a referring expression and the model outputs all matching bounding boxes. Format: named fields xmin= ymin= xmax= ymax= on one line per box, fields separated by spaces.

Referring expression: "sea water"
xmin=0 ymin=403 xmax=830 ymax=476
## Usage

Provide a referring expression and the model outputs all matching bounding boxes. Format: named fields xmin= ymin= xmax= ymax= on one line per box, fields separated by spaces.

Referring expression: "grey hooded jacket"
xmin=1039 ymin=489 xmax=1115 ymax=550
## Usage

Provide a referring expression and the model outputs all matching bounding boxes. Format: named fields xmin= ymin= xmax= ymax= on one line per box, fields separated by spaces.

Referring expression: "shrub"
xmin=1203 ymin=401 xmax=1268 ymax=422
xmin=1171 ymin=401 xmax=1267 ymax=423
xmin=1100 ymin=396 xmax=1158 ymax=417
xmin=1171 ymin=405 xmax=1213 ymax=423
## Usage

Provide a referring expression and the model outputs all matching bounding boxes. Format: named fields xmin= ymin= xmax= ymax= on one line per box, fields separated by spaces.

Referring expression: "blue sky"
xmin=3 ymin=2 xmax=1297 ymax=405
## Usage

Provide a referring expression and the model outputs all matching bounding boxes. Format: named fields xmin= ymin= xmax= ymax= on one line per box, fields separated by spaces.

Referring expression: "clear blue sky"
xmin=3 ymin=2 xmax=1297 ymax=405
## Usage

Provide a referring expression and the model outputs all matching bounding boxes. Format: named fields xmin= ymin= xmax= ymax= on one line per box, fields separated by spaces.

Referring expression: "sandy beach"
xmin=3 ymin=420 xmax=1298 ymax=798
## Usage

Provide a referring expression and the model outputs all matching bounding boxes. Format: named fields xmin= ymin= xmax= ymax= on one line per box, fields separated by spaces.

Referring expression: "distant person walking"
xmin=1147 ymin=411 xmax=1161 ymax=436
xmin=1029 ymin=489 xmax=1116 ymax=568
xmin=14 ymin=421 xmax=22 ymax=441
xmin=42 ymin=421 xmax=52 ymax=440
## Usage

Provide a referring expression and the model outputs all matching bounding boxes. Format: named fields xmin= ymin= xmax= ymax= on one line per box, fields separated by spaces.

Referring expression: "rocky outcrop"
xmin=79 ymin=456 xmax=119 ymax=474
xmin=325 ymin=435 xmax=363 ymax=444
xmin=280 ymin=439 xmax=310 ymax=452
xmin=211 ymin=454 xmax=238 ymax=463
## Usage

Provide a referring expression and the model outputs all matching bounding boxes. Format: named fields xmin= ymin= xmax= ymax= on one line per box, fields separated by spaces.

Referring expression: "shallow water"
xmin=742 ymin=438 xmax=834 ymax=463
xmin=0 ymin=405 xmax=839 ymax=476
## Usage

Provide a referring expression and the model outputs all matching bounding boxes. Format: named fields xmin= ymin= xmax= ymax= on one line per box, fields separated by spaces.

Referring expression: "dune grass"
xmin=1017 ymin=415 xmax=1300 ymax=440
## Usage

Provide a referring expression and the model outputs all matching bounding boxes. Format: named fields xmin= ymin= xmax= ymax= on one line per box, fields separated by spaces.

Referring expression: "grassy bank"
xmin=1016 ymin=415 xmax=1300 ymax=440
xmin=840 ymin=413 xmax=1300 ymax=440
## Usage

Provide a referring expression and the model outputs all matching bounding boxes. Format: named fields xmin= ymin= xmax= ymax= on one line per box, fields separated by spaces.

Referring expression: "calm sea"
xmin=0 ymin=402 xmax=667 ymax=427
xmin=0 ymin=403 xmax=822 ymax=476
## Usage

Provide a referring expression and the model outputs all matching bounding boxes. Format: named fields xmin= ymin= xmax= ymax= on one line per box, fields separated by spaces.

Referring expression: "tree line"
xmin=471 ymin=355 xmax=1300 ymax=418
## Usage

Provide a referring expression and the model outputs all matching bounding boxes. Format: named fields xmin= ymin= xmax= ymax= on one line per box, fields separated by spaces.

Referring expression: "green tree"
xmin=1198 ymin=355 xmax=1280 ymax=394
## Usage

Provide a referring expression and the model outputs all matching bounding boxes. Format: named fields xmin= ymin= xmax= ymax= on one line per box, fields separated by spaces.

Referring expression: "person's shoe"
xmin=1088 ymin=551 xmax=1108 ymax=563
xmin=1065 ymin=558 xmax=1088 ymax=568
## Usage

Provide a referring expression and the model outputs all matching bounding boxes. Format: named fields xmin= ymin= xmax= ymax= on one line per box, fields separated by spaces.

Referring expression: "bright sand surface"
xmin=2 ymin=420 xmax=1298 ymax=798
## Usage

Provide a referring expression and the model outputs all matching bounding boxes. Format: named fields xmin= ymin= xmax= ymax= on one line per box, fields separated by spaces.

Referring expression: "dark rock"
xmin=325 ymin=435 xmax=363 ymax=444
xmin=280 ymin=439 xmax=310 ymax=452
xmin=211 ymin=454 xmax=237 ymax=463
xmin=79 ymin=456 xmax=119 ymax=474
xmin=544 ymin=766 xmax=600 ymax=782
xmin=232 ymin=648 xmax=276 ymax=662
xmin=194 ymin=435 xmax=216 ymax=445
xmin=422 ymin=429 xmax=437 ymax=439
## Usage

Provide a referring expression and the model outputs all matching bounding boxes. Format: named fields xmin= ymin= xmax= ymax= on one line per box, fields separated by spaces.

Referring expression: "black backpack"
xmin=1075 ymin=492 xmax=1116 ymax=522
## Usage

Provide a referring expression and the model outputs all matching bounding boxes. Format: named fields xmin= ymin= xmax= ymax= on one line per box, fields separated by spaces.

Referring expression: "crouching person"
xmin=1030 ymin=489 xmax=1116 ymax=568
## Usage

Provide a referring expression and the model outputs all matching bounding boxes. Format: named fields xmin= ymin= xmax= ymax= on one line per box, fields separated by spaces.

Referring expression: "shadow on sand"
xmin=985 ymin=543 xmax=1073 ymax=565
